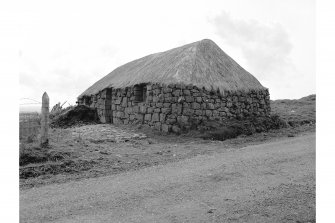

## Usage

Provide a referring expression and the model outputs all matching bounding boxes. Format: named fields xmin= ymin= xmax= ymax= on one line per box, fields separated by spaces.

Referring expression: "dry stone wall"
xmin=78 ymin=83 xmax=270 ymax=133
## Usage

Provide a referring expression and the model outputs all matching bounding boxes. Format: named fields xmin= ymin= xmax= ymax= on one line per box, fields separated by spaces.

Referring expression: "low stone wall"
xmin=78 ymin=83 xmax=270 ymax=133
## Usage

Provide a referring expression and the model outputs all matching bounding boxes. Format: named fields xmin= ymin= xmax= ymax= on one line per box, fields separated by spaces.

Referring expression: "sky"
xmin=16 ymin=0 xmax=315 ymax=110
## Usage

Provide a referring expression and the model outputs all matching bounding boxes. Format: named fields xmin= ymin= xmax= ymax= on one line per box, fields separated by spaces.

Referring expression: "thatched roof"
xmin=79 ymin=39 xmax=266 ymax=98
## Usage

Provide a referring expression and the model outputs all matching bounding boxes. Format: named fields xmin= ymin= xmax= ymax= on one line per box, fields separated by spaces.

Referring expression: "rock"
xmin=163 ymin=103 xmax=171 ymax=108
xmin=205 ymin=110 xmax=212 ymax=117
xmin=113 ymin=118 xmax=123 ymax=125
xmin=144 ymin=114 xmax=151 ymax=121
xmin=185 ymin=96 xmax=194 ymax=103
xmin=146 ymin=96 xmax=153 ymax=101
xmin=166 ymin=118 xmax=176 ymax=124
xmin=183 ymin=89 xmax=191 ymax=95
xmin=122 ymin=97 xmax=127 ymax=107
xmin=194 ymin=109 xmax=202 ymax=116
xmin=156 ymin=103 xmax=163 ymax=108
xmin=177 ymin=115 xmax=189 ymax=125
xmin=171 ymin=104 xmax=182 ymax=114
xmin=132 ymin=106 xmax=139 ymax=113
xmin=160 ymin=113 xmax=166 ymax=122
xmin=172 ymin=90 xmax=180 ymax=97
xmin=161 ymin=124 xmax=170 ymax=132
xmin=192 ymin=102 xmax=201 ymax=109
xmin=163 ymin=88 xmax=172 ymax=93
xmin=154 ymin=122 xmax=162 ymax=131
xmin=140 ymin=105 xmax=146 ymax=113
xmin=116 ymin=111 xmax=125 ymax=118
xmin=171 ymin=125 xmax=181 ymax=133
xmin=152 ymin=113 xmax=160 ymax=122
xmin=207 ymin=103 xmax=215 ymax=109
xmin=183 ymin=108 xmax=194 ymax=116
xmin=207 ymin=208 xmax=216 ymax=214
xmin=161 ymin=108 xmax=172 ymax=114
xmin=153 ymin=96 xmax=159 ymax=103
xmin=124 ymin=107 xmax=133 ymax=114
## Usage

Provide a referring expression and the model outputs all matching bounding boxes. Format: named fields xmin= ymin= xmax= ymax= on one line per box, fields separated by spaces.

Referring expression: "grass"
xmin=19 ymin=143 xmax=72 ymax=166
xmin=270 ymin=94 xmax=316 ymax=126
xmin=19 ymin=122 xmax=315 ymax=189
xmin=19 ymin=112 xmax=41 ymax=142
xmin=19 ymin=141 xmax=77 ymax=180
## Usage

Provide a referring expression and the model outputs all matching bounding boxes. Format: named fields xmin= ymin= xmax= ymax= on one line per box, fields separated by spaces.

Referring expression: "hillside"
xmin=271 ymin=94 xmax=316 ymax=126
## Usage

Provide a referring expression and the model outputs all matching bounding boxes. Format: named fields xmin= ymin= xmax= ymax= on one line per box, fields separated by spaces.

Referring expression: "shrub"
xmin=50 ymin=105 xmax=99 ymax=128
xmin=19 ymin=143 xmax=72 ymax=166
xmin=201 ymin=115 xmax=287 ymax=141
xmin=19 ymin=145 xmax=48 ymax=166
xmin=202 ymin=127 xmax=242 ymax=141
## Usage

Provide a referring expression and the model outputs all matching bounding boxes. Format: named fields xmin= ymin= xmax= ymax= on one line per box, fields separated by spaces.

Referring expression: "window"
xmin=84 ymin=96 xmax=91 ymax=105
xmin=134 ymin=84 xmax=147 ymax=103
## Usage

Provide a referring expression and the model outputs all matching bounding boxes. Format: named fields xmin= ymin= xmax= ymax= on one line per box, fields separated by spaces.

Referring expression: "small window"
xmin=84 ymin=96 xmax=91 ymax=105
xmin=134 ymin=84 xmax=147 ymax=103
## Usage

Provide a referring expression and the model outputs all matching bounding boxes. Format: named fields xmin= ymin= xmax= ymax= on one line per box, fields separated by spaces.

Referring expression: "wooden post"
xmin=40 ymin=92 xmax=49 ymax=147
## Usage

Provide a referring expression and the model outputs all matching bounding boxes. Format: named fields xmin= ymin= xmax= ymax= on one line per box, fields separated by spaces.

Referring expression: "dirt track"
xmin=20 ymin=133 xmax=315 ymax=223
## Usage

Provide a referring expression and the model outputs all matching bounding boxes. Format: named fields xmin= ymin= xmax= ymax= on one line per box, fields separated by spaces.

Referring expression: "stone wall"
xmin=78 ymin=83 xmax=270 ymax=133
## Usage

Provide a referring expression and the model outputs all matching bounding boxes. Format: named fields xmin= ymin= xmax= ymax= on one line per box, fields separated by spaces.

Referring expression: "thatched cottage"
xmin=78 ymin=39 xmax=270 ymax=133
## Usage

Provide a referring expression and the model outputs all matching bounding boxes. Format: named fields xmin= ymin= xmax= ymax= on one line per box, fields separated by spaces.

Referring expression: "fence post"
xmin=40 ymin=92 xmax=49 ymax=147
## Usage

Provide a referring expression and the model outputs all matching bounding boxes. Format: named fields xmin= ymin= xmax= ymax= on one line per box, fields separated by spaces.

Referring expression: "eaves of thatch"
xmin=79 ymin=39 xmax=266 ymax=98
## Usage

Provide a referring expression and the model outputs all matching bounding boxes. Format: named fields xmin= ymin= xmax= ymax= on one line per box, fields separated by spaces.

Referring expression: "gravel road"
xmin=20 ymin=133 xmax=315 ymax=223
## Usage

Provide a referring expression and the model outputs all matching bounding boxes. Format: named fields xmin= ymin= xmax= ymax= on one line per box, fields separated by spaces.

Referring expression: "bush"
xmin=202 ymin=127 xmax=242 ymax=141
xmin=50 ymin=105 xmax=99 ymax=128
xmin=19 ymin=145 xmax=49 ymax=166
xmin=201 ymin=115 xmax=287 ymax=141
xmin=19 ymin=144 xmax=72 ymax=166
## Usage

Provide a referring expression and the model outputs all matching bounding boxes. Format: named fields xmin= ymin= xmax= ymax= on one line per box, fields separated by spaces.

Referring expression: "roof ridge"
xmin=190 ymin=40 xmax=201 ymax=81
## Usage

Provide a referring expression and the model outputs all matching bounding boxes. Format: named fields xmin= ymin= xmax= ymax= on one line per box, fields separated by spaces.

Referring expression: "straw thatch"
xmin=79 ymin=39 xmax=265 ymax=98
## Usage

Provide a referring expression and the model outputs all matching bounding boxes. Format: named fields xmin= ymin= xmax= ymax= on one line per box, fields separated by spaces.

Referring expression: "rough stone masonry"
xmin=78 ymin=83 xmax=270 ymax=134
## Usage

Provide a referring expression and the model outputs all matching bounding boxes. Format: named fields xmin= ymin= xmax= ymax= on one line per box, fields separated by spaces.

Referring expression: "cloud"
xmin=100 ymin=45 xmax=118 ymax=58
xmin=210 ymin=11 xmax=294 ymax=80
xmin=19 ymin=71 xmax=37 ymax=87
xmin=19 ymin=41 xmax=120 ymax=106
